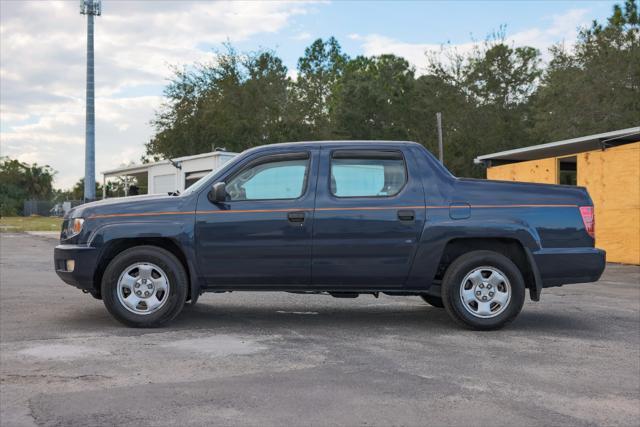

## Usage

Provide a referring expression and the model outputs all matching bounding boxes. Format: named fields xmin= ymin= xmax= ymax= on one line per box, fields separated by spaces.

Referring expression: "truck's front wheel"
xmin=101 ymin=246 xmax=187 ymax=327
xmin=442 ymin=250 xmax=525 ymax=330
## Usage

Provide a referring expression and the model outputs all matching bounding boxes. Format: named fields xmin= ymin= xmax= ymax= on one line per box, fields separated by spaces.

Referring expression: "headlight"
xmin=65 ymin=218 xmax=85 ymax=238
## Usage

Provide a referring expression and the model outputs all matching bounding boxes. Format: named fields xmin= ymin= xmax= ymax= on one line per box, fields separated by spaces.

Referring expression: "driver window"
xmin=226 ymin=155 xmax=309 ymax=201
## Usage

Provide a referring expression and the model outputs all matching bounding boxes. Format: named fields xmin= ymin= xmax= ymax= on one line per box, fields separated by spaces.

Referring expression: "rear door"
xmin=311 ymin=145 xmax=426 ymax=287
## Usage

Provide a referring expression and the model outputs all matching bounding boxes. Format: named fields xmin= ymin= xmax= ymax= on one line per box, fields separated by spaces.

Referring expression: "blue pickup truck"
xmin=54 ymin=141 xmax=605 ymax=329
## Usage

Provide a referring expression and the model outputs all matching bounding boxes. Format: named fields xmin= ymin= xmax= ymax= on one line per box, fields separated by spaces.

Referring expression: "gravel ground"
xmin=1 ymin=233 xmax=639 ymax=426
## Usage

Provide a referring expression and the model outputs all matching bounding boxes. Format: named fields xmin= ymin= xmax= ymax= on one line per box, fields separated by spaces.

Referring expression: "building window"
xmin=185 ymin=170 xmax=212 ymax=189
xmin=558 ymin=156 xmax=577 ymax=186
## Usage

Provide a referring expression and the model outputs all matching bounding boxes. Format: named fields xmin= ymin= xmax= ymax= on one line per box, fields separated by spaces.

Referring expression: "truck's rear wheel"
xmin=420 ymin=295 xmax=444 ymax=308
xmin=101 ymin=246 xmax=187 ymax=327
xmin=441 ymin=250 xmax=525 ymax=330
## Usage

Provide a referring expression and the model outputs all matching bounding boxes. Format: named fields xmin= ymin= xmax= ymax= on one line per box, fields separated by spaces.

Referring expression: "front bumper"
xmin=54 ymin=244 xmax=99 ymax=291
xmin=533 ymin=247 xmax=606 ymax=288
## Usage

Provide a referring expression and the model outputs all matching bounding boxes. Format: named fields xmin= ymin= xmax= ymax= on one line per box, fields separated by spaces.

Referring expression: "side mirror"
xmin=210 ymin=182 xmax=227 ymax=203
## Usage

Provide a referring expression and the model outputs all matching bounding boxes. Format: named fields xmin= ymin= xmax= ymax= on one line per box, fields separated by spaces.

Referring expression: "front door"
xmin=196 ymin=148 xmax=318 ymax=286
xmin=312 ymin=146 xmax=426 ymax=287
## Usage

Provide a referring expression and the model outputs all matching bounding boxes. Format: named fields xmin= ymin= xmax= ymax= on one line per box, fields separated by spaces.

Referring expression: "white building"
xmin=101 ymin=151 xmax=237 ymax=197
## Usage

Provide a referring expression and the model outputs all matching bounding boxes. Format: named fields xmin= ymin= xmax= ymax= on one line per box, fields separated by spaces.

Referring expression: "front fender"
xmin=88 ymin=219 xmax=192 ymax=246
xmin=88 ymin=218 xmax=202 ymax=304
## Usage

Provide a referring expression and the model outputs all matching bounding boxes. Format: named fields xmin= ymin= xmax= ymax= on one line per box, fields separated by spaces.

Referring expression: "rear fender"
xmin=406 ymin=218 xmax=541 ymax=290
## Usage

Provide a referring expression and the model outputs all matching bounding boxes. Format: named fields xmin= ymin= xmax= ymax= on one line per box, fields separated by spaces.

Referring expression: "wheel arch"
xmin=436 ymin=237 xmax=541 ymax=301
xmin=93 ymin=237 xmax=192 ymax=301
xmin=406 ymin=218 xmax=542 ymax=299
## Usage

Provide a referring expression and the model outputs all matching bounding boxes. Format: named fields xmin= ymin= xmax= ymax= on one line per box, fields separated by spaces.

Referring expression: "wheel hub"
xmin=459 ymin=266 xmax=512 ymax=319
xmin=473 ymin=281 xmax=496 ymax=302
xmin=134 ymin=278 xmax=155 ymax=298
xmin=117 ymin=262 xmax=170 ymax=316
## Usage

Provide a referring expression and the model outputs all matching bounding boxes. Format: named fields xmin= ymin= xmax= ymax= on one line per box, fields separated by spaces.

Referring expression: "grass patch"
xmin=0 ymin=216 xmax=63 ymax=232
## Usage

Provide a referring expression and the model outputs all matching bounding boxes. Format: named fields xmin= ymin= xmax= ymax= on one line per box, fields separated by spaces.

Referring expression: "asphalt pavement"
xmin=1 ymin=233 xmax=639 ymax=426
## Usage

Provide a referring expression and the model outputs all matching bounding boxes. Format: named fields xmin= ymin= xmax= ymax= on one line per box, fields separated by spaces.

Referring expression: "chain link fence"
xmin=23 ymin=200 xmax=83 ymax=217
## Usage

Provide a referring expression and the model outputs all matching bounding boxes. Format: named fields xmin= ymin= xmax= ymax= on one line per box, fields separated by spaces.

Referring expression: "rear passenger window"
xmin=330 ymin=151 xmax=407 ymax=197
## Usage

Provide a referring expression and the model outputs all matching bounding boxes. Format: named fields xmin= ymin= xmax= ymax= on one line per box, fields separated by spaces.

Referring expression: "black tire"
xmin=441 ymin=250 xmax=525 ymax=330
xmin=101 ymin=246 xmax=188 ymax=327
xmin=420 ymin=294 xmax=444 ymax=308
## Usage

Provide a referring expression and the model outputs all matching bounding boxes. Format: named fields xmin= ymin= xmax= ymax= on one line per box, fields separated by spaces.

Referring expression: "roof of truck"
xmin=249 ymin=140 xmax=423 ymax=149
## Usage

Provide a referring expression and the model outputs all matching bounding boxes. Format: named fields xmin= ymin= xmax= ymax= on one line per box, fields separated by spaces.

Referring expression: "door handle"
xmin=287 ymin=211 xmax=306 ymax=223
xmin=397 ymin=209 xmax=415 ymax=221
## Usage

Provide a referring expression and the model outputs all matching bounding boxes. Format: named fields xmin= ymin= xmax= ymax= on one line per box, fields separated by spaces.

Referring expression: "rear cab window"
xmin=330 ymin=150 xmax=407 ymax=198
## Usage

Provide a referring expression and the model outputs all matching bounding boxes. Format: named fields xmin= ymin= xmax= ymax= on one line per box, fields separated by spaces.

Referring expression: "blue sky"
xmin=0 ymin=1 xmax=617 ymax=189
xmin=235 ymin=1 xmax=615 ymax=73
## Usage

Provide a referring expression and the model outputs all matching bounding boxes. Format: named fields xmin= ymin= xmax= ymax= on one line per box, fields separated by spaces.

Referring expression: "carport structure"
xmin=101 ymin=163 xmax=149 ymax=198
xmin=102 ymin=151 xmax=237 ymax=198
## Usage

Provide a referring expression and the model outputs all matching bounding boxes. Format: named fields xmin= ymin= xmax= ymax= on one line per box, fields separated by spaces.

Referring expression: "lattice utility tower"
xmin=80 ymin=0 xmax=101 ymax=201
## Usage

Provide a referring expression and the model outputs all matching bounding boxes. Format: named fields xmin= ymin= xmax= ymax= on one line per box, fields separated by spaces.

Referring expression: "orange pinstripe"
xmin=88 ymin=204 xmax=578 ymax=219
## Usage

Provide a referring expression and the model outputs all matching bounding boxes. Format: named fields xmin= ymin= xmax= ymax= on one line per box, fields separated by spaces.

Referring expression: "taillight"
xmin=579 ymin=206 xmax=595 ymax=238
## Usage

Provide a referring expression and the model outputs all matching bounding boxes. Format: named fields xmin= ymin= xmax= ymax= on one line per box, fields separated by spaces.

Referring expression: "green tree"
xmin=0 ymin=158 xmax=56 ymax=216
xmin=330 ymin=54 xmax=416 ymax=140
xmin=424 ymin=34 xmax=542 ymax=176
xmin=147 ymin=44 xmax=294 ymax=158
xmin=411 ymin=75 xmax=478 ymax=175
xmin=69 ymin=178 xmax=104 ymax=201
xmin=427 ymin=30 xmax=542 ymax=109
xmin=294 ymin=37 xmax=349 ymax=139
xmin=531 ymin=0 xmax=640 ymax=140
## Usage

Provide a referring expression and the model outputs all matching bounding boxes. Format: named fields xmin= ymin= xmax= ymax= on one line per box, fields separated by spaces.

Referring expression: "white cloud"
xmin=510 ymin=8 xmax=590 ymax=53
xmin=1 ymin=95 xmax=162 ymax=189
xmin=351 ymin=34 xmax=476 ymax=74
xmin=352 ymin=8 xmax=592 ymax=74
xmin=0 ymin=0 xmax=313 ymax=190
xmin=292 ymin=31 xmax=312 ymax=41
